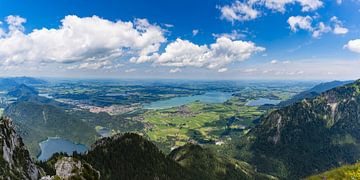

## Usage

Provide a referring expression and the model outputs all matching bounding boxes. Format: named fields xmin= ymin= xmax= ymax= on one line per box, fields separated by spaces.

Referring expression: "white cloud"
xmin=344 ymin=39 xmax=360 ymax=53
xmin=192 ymin=29 xmax=199 ymax=36
xmin=270 ymin=59 xmax=278 ymax=64
xmin=333 ymin=25 xmax=349 ymax=34
xmin=336 ymin=0 xmax=342 ymax=4
xmin=0 ymin=28 xmax=5 ymax=37
xmin=125 ymin=68 xmax=136 ymax=73
xmin=67 ymin=61 xmax=111 ymax=70
xmin=288 ymin=16 xmax=313 ymax=32
xmin=219 ymin=1 xmax=259 ymax=22
xmin=287 ymin=15 xmax=347 ymax=38
xmin=164 ymin=23 xmax=174 ymax=28
xmin=155 ymin=38 xmax=209 ymax=67
xmin=151 ymin=37 xmax=265 ymax=71
xmin=212 ymin=30 xmax=246 ymax=40
xmin=6 ymin=15 xmax=26 ymax=32
xmin=312 ymin=22 xmax=331 ymax=38
xmin=260 ymin=0 xmax=323 ymax=12
xmin=219 ymin=0 xmax=323 ymax=23
xmin=66 ymin=61 xmax=124 ymax=70
xmin=0 ymin=15 xmax=166 ymax=67
xmin=331 ymin=16 xmax=348 ymax=35
xmin=218 ymin=68 xmax=228 ymax=72
xmin=296 ymin=0 xmax=323 ymax=11
xmin=169 ymin=68 xmax=182 ymax=73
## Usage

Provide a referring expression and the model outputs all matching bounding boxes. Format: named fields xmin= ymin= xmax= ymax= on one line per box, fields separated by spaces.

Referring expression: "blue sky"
xmin=0 ymin=0 xmax=360 ymax=80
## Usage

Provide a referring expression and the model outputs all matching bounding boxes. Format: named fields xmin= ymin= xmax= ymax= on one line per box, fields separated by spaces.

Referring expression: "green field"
xmin=143 ymin=98 xmax=266 ymax=151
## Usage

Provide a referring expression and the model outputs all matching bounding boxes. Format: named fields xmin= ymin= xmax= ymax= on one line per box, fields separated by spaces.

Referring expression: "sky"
xmin=0 ymin=0 xmax=360 ymax=80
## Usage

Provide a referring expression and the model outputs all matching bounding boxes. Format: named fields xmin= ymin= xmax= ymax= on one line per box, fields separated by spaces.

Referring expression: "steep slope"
xmin=306 ymin=163 xmax=360 ymax=180
xmin=5 ymin=101 xmax=98 ymax=156
xmin=0 ymin=117 xmax=40 ymax=180
xmin=39 ymin=156 xmax=100 ymax=180
xmin=169 ymin=144 xmax=276 ymax=180
xmin=279 ymin=80 xmax=353 ymax=106
xmin=81 ymin=133 xmax=194 ymax=180
xmin=234 ymin=80 xmax=360 ymax=178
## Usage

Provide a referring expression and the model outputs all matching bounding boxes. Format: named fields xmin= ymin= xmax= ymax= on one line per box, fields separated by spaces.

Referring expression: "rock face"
xmin=40 ymin=157 xmax=100 ymax=180
xmin=0 ymin=117 xmax=40 ymax=180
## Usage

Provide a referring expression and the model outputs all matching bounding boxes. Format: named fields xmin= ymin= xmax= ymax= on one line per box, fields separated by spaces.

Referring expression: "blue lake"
xmin=143 ymin=91 xmax=233 ymax=110
xmin=37 ymin=137 xmax=88 ymax=161
xmin=246 ymin=98 xmax=281 ymax=106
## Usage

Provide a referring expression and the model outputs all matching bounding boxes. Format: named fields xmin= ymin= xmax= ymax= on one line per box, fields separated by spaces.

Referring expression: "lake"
xmin=37 ymin=137 xmax=88 ymax=161
xmin=143 ymin=91 xmax=233 ymax=110
xmin=246 ymin=98 xmax=281 ymax=106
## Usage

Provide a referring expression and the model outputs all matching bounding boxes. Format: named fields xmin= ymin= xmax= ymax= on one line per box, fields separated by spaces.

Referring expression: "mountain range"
xmin=2 ymin=79 xmax=360 ymax=179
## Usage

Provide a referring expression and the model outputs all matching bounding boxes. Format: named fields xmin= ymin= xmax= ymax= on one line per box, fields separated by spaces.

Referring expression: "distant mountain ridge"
xmin=7 ymin=84 xmax=39 ymax=98
xmin=0 ymin=77 xmax=46 ymax=90
xmin=279 ymin=80 xmax=353 ymax=106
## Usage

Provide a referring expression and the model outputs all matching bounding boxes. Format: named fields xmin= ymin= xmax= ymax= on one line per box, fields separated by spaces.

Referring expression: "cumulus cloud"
xmin=6 ymin=15 xmax=26 ymax=32
xmin=312 ymin=22 xmax=331 ymax=38
xmin=218 ymin=68 xmax=228 ymax=72
xmin=331 ymin=16 xmax=348 ymax=35
xmin=270 ymin=59 xmax=278 ymax=64
xmin=264 ymin=0 xmax=323 ymax=12
xmin=0 ymin=15 xmax=166 ymax=67
xmin=212 ymin=30 xmax=246 ymax=40
xmin=287 ymin=15 xmax=347 ymax=38
xmin=169 ymin=68 xmax=182 ymax=73
xmin=67 ymin=61 xmax=111 ymax=70
xmin=219 ymin=0 xmax=323 ymax=22
xmin=66 ymin=61 xmax=125 ymax=70
xmin=288 ymin=16 xmax=313 ymax=32
xmin=149 ymin=37 xmax=264 ymax=71
xmin=219 ymin=1 xmax=259 ymax=22
xmin=333 ymin=25 xmax=348 ymax=34
xmin=344 ymin=39 xmax=360 ymax=53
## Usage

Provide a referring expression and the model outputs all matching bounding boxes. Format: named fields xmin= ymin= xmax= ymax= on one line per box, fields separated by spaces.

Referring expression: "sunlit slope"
xmin=233 ymin=80 xmax=360 ymax=178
